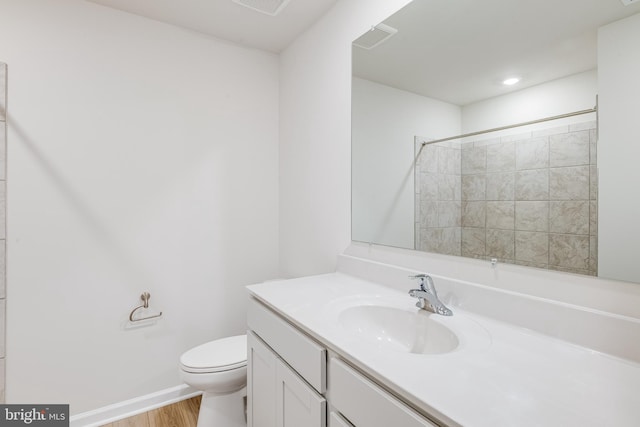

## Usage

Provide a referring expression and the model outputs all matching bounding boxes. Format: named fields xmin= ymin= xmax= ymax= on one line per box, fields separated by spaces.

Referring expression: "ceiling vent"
xmin=353 ymin=24 xmax=398 ymax=50
xmin=232 ymin=0 xmax=292 ymax=16
xmin=620 ymin=0 xmax=640 ymax=5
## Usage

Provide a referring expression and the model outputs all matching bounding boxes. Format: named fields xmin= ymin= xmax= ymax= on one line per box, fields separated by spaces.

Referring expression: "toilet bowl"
xmin=179 ymin=335 xmax=247 ymax=427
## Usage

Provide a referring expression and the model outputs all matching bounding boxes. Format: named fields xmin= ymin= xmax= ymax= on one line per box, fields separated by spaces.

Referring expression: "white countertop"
xmin=248 ymin=272 xmax=640 ymax=427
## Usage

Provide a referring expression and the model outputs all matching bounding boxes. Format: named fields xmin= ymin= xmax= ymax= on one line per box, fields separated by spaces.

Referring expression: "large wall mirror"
xmin=352 ymin=0 xmax=640 ymax=283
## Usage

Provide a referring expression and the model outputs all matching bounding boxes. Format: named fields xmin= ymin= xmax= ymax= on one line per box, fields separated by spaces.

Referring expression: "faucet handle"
xmin=409 ymin=274 xmax=430 ymax=291
xmin=410 ymin=274 xmax=438 ymax=294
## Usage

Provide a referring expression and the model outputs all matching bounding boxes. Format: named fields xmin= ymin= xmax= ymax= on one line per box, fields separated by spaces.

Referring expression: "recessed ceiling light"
xmin=502 ymin=77 xmax=520 ymax=86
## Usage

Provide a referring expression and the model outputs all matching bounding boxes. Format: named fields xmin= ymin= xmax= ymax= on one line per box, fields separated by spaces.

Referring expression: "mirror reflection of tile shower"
xmin=415 ymin=121 xmax=598 ymax=276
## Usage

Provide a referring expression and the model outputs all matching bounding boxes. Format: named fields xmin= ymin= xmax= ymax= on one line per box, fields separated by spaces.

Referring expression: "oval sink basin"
xmin=338 ymin=305 xmax=459 ymax=354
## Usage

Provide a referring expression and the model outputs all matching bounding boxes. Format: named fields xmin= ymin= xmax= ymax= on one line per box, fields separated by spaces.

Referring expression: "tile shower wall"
xmin=416 ymin=121 xmax=598 ymax=276
xmin=415 ymin=140 xmax=462 ymax=255
xmin=0 ymin=62 xmax=6 ymax=402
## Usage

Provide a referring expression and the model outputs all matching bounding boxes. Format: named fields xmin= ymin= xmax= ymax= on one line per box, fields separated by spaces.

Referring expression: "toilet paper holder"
xmin=129 ymin=292 xmax=163 ymax=322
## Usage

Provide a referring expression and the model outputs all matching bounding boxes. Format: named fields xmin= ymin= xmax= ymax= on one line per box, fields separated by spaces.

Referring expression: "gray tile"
xmin=486 ymin=201 xmax=515 ymax=230
xmin=461 ymin=141 xmax=475 ymax=149
xmin=515 ymin=231 xmax=549 ymax=264
xmin=515 ymin=260 xmax=548 ymax=270
xmin=417 ymin=228 xmax=428 ymax=252
xmin=420 ymin=145 xmax=438 ymax=174
xmin=590 ymin=165 xmax=598 ymax=200
xmin=515 ymin=201 xmax=548 ymax=232
xmin=419 ymin=200 xmax=438 ymax=228
xmin=549 ymin=234 xmax=590 ymax=269
xmin=487 ymin=142 xmax=515 ymax=172
xmin=472 ymin=137 xmax=501 ymax=147
xmin=548 ymin=265 xmax=592 ymax=276
xmin=590 ymin=236 xmax=598 ymax=275
xmin=500 ymin=132 xmax=532 ymax=142
xmin=462 ymin=146 xmax=486 ymax=175
xmin=438 ymin=201 xmax=461 ymax=227
xmin=549 ymin=201 xmax=589 ymax=235
xmin=486 ymin=229 xmax=515 ymax=259
xmin=441 ymin=227 xmax=461 ymax=256
xmin=549 ymin=166 xmax=589 ymax=200
xmin=462 ymin=227 xmax=485 ymax=257
xmin=422 ymin=228 xmax=461 ymax=256
xmin=462 ymin=201 xmax=486 ymax=228
xmin=419 ymin=173 xmax=438 ymax=200
xmin=532 ymin=125 xmax=568 ymax=138
xmin=486 ymin=172 xmax=514 ymax=201
xmin=438 ymin=174 xmax=461 ymax=201
xmin=438 ymin=147 xmax=461 ymax=175
xmin=590 ymin=201 xmax=598 ymax=236
xmin=569 ymin=121 xmax=597 ymax=132
xmin=515 ymin=169 xmax=549 ymax=200
xmin=462 ymin=175 xmax=485 ymax=201
xmin=434 ymin=141 xmax=454 ymax=148
xmin=590 ymin=129 xmax=597 ymax=165
xmin=516 ymin=137 xmax=549 ymax=170
xmin=549 ymin=130 xmax=590 ymax=167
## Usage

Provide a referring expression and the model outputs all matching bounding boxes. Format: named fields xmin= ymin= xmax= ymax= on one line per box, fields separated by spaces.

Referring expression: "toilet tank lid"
xmin=180 ymin=335 xmax=247 ymax=370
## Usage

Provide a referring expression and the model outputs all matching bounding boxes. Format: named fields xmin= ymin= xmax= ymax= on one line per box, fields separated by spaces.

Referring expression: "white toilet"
xmin=179 ymin=334 xmax=247 ymax=427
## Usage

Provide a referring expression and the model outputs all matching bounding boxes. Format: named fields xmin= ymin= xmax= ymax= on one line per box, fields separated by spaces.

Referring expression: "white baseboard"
xmin=69 ymin=384 xmax=202 ymax=427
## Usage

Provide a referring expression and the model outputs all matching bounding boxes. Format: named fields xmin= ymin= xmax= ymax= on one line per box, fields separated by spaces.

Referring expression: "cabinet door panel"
xmin=276 ymin=359 xmax=326 ymax=427
xmin=248 ymin=331 xmax=277 ymax=427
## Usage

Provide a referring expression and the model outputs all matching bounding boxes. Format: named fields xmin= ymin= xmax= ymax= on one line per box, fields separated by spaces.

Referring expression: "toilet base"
xmin=196 ymin=387 xmax=246 ymax=427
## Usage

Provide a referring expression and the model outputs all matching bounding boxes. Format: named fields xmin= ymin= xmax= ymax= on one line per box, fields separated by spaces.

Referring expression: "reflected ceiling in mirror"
xmin=353 ymin=0 xmax=636 ymax=105
xmin=351 ymin=0 xmax=640 ymax=283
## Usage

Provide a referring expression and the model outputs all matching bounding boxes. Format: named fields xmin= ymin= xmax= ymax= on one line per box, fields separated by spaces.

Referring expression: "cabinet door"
xmin=275 ymin=359 xmax=326 ymax=427
xmin=247 ymin=331 xmax=278 ymax=427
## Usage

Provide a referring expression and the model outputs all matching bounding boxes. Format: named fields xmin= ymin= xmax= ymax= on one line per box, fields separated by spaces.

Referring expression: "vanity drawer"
xmin=329 ymin=357 xmax=437 ymax=427
xmin=248 ymin=298 xmax=326 ymax=393
xmin=329 ymin=412 xmax=354 ymax=427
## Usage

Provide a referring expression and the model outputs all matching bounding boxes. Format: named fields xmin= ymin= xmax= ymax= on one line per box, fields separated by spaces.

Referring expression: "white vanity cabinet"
xmin=247 ymin=297 xmax=439 ymax=427
xmin=247 ymin=299 xmax=327 ymax=427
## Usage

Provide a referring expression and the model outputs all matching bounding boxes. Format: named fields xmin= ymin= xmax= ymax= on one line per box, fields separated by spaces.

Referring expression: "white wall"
xmin=279 ymin=0 xmax=413 ymax=278
xmin=352 ymin=77 xmax=460 ymax=249
xmin=598 ymin=13 xmax=640 ymax=283
xmin=462 ymin=70 xmax=598 ymax=136
xmin=0 ymin=0 xmax=279 ymax=414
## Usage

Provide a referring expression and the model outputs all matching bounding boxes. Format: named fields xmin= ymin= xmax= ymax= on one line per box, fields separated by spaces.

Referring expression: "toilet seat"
xmin=180 ymin=335 xmax=247 ymax=374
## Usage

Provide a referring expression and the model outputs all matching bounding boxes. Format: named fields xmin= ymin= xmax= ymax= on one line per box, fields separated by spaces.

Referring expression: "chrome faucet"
xmin=408 ymin=274 xmax=453 ymax=316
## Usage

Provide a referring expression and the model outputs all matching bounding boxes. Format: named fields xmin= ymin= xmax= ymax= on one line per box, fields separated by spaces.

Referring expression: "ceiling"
xmin=84 ymin=0 xmax=339 ymax=53
xmin=353 ymin=0 xmax=640 ymax=106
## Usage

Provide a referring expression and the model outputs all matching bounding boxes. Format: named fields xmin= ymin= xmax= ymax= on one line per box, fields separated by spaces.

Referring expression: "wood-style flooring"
xmin=100 ymin=396 xmax=201 ymax=427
